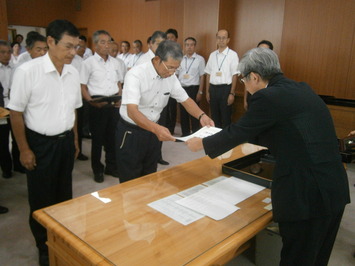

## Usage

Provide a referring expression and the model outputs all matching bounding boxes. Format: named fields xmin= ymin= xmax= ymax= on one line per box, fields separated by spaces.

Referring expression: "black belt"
xmin=26 ymin=128 xmax=72 ymax=140
xmin=210 ymin=83 xmax=230 ymax=87
xmin=120 ymin=118 xmax=143 ymax=130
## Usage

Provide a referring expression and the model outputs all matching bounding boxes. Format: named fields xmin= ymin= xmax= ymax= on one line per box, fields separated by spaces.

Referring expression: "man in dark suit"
xmin=187 ymin=48 xmax=350 ymax=266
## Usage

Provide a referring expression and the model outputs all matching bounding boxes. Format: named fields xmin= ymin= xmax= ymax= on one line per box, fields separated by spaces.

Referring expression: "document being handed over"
xmin=175 ymin=126 xmax=222 ymax=142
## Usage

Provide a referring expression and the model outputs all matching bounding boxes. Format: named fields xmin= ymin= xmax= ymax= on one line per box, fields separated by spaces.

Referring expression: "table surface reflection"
xmin=34 ymin=144 xmax=272 ymax=266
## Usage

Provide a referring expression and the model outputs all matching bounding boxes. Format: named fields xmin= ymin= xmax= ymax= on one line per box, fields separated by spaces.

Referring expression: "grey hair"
xmin=92 ymin=30 xmax=111 ymax=44
xmin=155 ymin=40 xmax=183 ymax=61
xmin=238 ymin=48 xmax=282 ymax=81
xmin=151 ymin=31 xmax=167 ymax=44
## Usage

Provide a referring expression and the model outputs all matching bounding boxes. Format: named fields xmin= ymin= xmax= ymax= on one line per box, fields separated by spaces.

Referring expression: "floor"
xmin=0 ymin=125 xmax=354 ymax=266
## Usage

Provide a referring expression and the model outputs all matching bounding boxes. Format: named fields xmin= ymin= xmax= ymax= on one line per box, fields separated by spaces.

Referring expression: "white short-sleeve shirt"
xmin=205 ymin=47 xmax=239 ymax=85
xmin=120 ymin=61 xmax=189 ymax=124
xmin=178 ymin=53 xmax=205 ymax=87
xmin=8 ymin=53 xmax=82 ymax=136
xmin=80 ymin=53 xmax=123 ymax=96
xmin=134 ymin=49 xmax=155 ymax=66
xmin=0 ymin=62 xmax=14 ymax=107
xmin=117 ymin=53 xmax=133 ymax=67
xmin=127 ymin=52 xmax=144 ymax=68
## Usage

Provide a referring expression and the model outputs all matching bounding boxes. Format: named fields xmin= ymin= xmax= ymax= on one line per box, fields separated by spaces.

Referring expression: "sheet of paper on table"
xmin=148 ymin=176 xmax=265 ymax=225
xmin=175 ymin=126 xmax=222 ymax=142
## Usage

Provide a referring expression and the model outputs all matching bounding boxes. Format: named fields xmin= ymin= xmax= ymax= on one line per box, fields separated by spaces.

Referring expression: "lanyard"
xmin=184 ymin=57 xmax=195 ymax=74
xmin=216 ymin=48 xmax=229 ymax=71
xmin=133 ymin=53 xmax=142 ymax=66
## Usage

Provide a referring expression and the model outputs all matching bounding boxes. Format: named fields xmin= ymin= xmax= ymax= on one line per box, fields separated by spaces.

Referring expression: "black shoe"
xmin=158 ymin=159 xmax=169 ymax=165
xmin=0 ymin=206 xmax=9 ymax=214
xmin=94 ymin=172 xmax=104 ymax=183
xmin=39 ymin=249 xmax=49 ymax=266
xmin=104 ymin=168 xmax=119 ymax=178
xmin=14 ymin=166 xmax=26 ymax=173
xmin=77 ymin=153 xmax=88 ymax=161
xmin=2 ymin=171 xmax=12 ymax=179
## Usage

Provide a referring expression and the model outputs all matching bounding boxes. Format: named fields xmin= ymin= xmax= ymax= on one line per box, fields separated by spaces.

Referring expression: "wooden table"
xmin=34 ymin=144 xmax=272 ymax=266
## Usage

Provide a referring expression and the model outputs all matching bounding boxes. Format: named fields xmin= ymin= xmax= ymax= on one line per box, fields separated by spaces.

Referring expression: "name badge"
xmin=216 ymin=72 xmax=222 ymax=77
xmin=183 ymin=74 xmax=190 ymax=79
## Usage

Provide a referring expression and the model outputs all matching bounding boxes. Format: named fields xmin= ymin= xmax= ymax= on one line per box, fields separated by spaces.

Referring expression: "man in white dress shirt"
xmin=15 ymin=32 xmax=48 ymax=67
xmin=118 ymin=41 xmax=132 ymax=67
xmin=127 ymin=40 xmax=143 ymax=70
xmin=9 ymin=20 xmax=82 ymax=266
xmin=116 ymin=40 xmax=214 ymax=182
xmin=205 ymin=29 xmax=239 ymax=128
xmin=81 ymin=30 xmax=124 ymax=183
xmin=79 ymin=35 xmax=93 ymax=60
xmin=178 ymin=37 xmax=206 ymax=136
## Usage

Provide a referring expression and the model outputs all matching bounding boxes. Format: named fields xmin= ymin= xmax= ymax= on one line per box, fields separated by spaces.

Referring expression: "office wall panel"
xmin=6 ymin=0 xmax=74 ymax=27
xmin=182 ymin=0 xmax=219 ymax=59
xmin=280 ymin=0 xmax=355 ymax=99
xmin=0 ymin=0 xmax=8 ymax=39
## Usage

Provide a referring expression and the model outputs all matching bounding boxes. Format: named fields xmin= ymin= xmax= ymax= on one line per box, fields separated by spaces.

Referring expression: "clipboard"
xmin=90 ymin=95 xmax=121 ymax=104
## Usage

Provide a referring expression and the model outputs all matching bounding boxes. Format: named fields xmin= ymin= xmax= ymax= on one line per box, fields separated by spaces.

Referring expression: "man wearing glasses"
xmin=9 ymin=20 xmax=82 ymax=266
xmin=80 ymin=30 xmax=125 ymax=183
xmin=116 ymin=40 xmax=214 ymax=182
xmin=205 ymin=29 xmax=239 ymax=128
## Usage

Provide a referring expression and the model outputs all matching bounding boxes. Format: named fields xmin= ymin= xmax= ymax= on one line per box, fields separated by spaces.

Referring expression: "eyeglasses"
xmin=216 ymin=36 xmax=228 ymax=41
xmin=161 ymin=60 xmax=180 ymax=73
xmin=239 ymin=73 xmax=250 ymax=84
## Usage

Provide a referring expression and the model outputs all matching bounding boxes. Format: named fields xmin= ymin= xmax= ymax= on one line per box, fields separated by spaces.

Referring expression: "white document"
xmin=202 ymin=176 xmax=228 ymax=186
xmin=198 ymin=177 xmax=265 ymax=205
xmin=177 ymin=185 xmax=206 ymax=197
xmin=175 ymin=126 xmax=222 ymax=142
xmin=176 ymin=177 xmax=265 ymax=221
xmin=176 ymin=193 xmax=239 ymax=220
xmin=148 ymin=194 xmax=204 ymax=226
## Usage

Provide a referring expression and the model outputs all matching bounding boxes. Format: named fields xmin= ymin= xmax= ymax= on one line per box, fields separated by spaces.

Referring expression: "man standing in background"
xmin=177 ymin=37 xmax=205 ymax=136
xmin=81 ymin=30 xmax=124 ymax=183
xmin=205 ymin=29 xmax=239 ymax=128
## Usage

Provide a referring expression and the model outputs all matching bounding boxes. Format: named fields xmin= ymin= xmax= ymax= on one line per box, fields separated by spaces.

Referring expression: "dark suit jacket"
xmin=0 ymin=82 xmax=4 ymax=107
xmin=203 ymin=74 xmax=350 ymax=222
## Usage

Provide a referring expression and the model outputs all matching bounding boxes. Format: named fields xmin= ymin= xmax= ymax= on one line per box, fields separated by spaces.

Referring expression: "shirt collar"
xmin=43 ymin=53 xmax=74 ymax=76
xmin=184 ymin=52 xmax=196 ymax=59
xmin=147 ymin=60 xmax=161 ymax=80
xmin=94 ymin=52 xmax=110 ymax=62
xmin=0 ymin=62 xmax=13 ymax=69
xmin=217 ymin=47 xmax=229 ymax=55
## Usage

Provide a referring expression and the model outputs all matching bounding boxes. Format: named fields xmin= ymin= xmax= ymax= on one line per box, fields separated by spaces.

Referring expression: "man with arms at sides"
xmin=187 ymin=48 xmax=350 ymax=266
xmin=118 ymin=41 xmax=132 ymax=68
xmin=108 ymin=41 xmax=127 ymax=79
xmin=0 ymin=41 xmax=15 ymax=179
xmin=205 ymin=29 xmax=239 ymax=128
xmin=117 ymin=40 xmax=214 ymax=183
xmin=0 ymin=81 xmax=9 ymax=214
xmin=243 ymin=40 xmax=274 ymax=110
xmin=9 ymin=20 xmax=82 ymax=266
xmin=127 ymin=39 xmax=144 ymax=70
xmin=177 ymin=37 xmax=205 ymax=136
xmin=81 ymin=30 xmax=124 ymax=183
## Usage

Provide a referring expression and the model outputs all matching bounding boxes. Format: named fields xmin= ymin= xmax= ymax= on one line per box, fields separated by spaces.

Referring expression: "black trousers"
xmin=278 ymin=208 xmax=345 ymax=266
xmin=89 ymin=105 xmax=119 ymax=175
xmin=25 ymin=128 xmax=75 ymax=253
xmin=209 ymin=84 xmax=232 ymax=128
xmin=180 ymin=85 xmax=200 ymax=136
xmin=166 ymin=97 xmax=177 ymax=134
xmin=0 ymin=123 xmax=12 ymax=174
xmin=115 ymin=119 xmax=160 ymax=183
